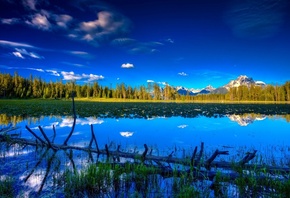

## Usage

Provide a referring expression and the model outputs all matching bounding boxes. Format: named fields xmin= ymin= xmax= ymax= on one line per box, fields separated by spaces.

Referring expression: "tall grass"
xmin=0 ymin=176 xmax=14 ymax=198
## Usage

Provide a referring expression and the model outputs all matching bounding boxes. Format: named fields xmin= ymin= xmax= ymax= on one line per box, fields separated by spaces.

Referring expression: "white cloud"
xmin=27 ymin=67 xmax=44 ymax=72
xmin=0 ymin=40 xmax=91 ymax=60
xmin=147 ymin=80 xmax=154 ymax=83
xmin=55 ymin=14 xmax=72 ymax=29
xmin=61 ymin=71 xmax=104 ymax=81
xmin=166 ymin=38 xmax=174 ymax=43
xmin=14 ymin=48 xmax=44 ymax=59
xmin=66 ymin=50 xmax=93 ymax=59
xmin=22 ymin=0 xmax=37 ymax=10
xmin=46 ymin=70 xmax=60 ymax=76
xmin=29 ymin=52 xmax=43 ymax=59
xmin=0 ymin=40 xmax=35 ymax=48
xmin=12 ymin=52 xmax=25 ymax=59
xmin=61 ymin=71 xmax=82 ymax=81
xmin=111 ymin=38 xmax=137 ymax=47
xmin=61 ymin=61 xmax=85 ymax=67
xmin=26 ymin=13 xmax=51 ymax=31
xmin=121 ymin=63 xmax=134 ymax=69
xmin=112 ymin=38 xmax=164 ymax=54
xmin=1 ymin=18 xmax=20 ymax=25
xmin=158 ymin=82 xmax=168 ymax=86
xmin=178 ymin=72 xmax=188 ymax=76
xmin=82 ymin=73 xmax=104 ymax=81
xmin=69 ymin=51 xmax=88 ymax=55
xmin=73 ymin=11 xmax=131 ymax=46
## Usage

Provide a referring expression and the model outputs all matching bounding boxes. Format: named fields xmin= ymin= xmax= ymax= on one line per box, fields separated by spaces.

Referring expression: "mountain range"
xmin=176 ymin=75 xmax=266 ymax=95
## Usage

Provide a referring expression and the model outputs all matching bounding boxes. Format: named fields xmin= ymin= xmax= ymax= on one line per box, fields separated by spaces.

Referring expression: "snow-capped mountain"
xmin=176 ymin=75 xmax=266 ymax=95
xmin=199 ymin=85 xmax=215 ymax=94
xmin=176 ymin=85 xmax=215 ymax=95
xmin=224 ymin=75 xmax=266 ymax=90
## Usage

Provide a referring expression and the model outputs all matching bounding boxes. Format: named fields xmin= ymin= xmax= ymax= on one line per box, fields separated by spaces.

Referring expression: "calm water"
xmin=1 ymin=114 xmax=290 ymax=196
xmin=10 ymin=114 xmax=290 ymax=150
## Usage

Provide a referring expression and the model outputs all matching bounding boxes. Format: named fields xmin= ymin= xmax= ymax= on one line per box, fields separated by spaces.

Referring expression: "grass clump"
xmin=0 ymin=176 xmax=14 ymax=198
xmin=64 ymin=163 xmax=112 ymax=197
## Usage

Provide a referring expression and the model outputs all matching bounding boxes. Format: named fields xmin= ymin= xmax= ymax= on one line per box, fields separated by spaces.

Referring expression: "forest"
xmin=0 ymin=72 xmax=290 ymax=102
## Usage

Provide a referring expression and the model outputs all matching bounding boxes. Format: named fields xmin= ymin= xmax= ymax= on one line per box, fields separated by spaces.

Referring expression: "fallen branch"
xmin=1 ymin=134 xmax=289 ymax=175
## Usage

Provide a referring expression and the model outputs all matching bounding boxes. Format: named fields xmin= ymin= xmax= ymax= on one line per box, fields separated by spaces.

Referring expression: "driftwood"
xmin=1 ymin=92 xmax=290 ymax=195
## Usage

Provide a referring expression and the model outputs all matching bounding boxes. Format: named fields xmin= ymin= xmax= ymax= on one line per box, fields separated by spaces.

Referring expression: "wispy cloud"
xmin=61 ymin=61 xmax=86 ymax=67
xmin=65 ymin=50 xmax=93 ymax=59
xmin=13 ymin=48 xmax=44 ymax=59
xmin=1 ymin=6 xmax=73 ymax=32
xmin=12 ymin=52 xmax=25 ymax=59
xmin=178 ymin=72 xmax=188 ymax=76
xmin=1 ymin=18 xmax=20 ymax=24
xmin=112 ymin=38 xmax=164 ymax=54
xmin=22 ymin=0 xmax=37 ymax=10
xmin=225 ymin=0 xmax=287 ymax=39
xmin=0 ymin=39 xmax=92 ymax=59
xmin=1 ymin=64 xmax=61 ymax=77
xmin=27 ymin=67 xmax=44 ymax=72
xmin=1 ymin=1 xmax=169 ymax=54
xmin=111 ymin=38 xmax=136 ymax=47
xmin=71 ymin=11 xmax=131 ymax=46
xmin=46 ymin=70 xmax=60 ymax=76
xmin=0 ymin=40 xmax=36 ymax=48
xmin=121 ymin=63 xmax=134 ymax=69
xmin=165 ymin=38 xmax=174 ymax=44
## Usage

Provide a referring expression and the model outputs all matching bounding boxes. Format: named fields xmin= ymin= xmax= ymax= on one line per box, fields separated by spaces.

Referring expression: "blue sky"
xmin=0 ymin=0 xmax=289 ymax=89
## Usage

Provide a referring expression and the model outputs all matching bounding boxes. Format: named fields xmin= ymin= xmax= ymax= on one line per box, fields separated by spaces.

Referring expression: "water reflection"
xmin=1 ymin=113 xmax=289 ymax=151
xmin=227 ymin=114 xmax=267 ymax=126
xmin=1 ymin=113 xmax=290 ymax=196
xmin=120 ymin=131 xmax=134 ymax=137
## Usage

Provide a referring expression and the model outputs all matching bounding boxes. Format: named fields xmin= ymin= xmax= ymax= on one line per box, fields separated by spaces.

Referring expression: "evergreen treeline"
xmin=0 ymin=72 xmax=290 ymax=102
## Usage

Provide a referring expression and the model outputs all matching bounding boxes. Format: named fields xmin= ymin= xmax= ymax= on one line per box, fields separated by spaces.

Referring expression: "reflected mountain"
xmin=227 ymin=114 xmax=267 ymax=126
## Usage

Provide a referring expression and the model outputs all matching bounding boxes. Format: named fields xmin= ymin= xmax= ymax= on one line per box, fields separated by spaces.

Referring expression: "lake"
xmin=0 ymin=102 xmax=290 ymax=197
xmin=7 ymin=114 xmax=290 ymax=154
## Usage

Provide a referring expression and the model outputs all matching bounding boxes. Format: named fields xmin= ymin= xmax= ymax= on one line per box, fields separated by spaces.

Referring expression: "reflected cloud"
xmin=147 ymin=116 xmax=166 ymax=120
xmin=228 ymin=114 xmax=267 ymax=126
xmin=177 ymin=124 xmax=188 ymax=129
xmin=0 ymin=149 xmax=33 ymax=158
xmin=120 ymin=131 xmax=134 ymax=137
xmin=59 ymin=117 xmax=104 ymax=128
xmin=20 ymin=169 xmax=45 ymax=189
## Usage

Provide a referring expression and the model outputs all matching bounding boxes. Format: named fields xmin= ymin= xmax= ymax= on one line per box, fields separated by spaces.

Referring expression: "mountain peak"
xmin=224 ymin=75 xmax=261 ymax=90
xmin=205 ymin=85 xmax=215 ymax=91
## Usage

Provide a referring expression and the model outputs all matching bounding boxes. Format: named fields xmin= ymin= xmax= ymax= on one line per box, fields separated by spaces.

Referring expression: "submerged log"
xmin=1 ymin=134 xmax=289 ymax=175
